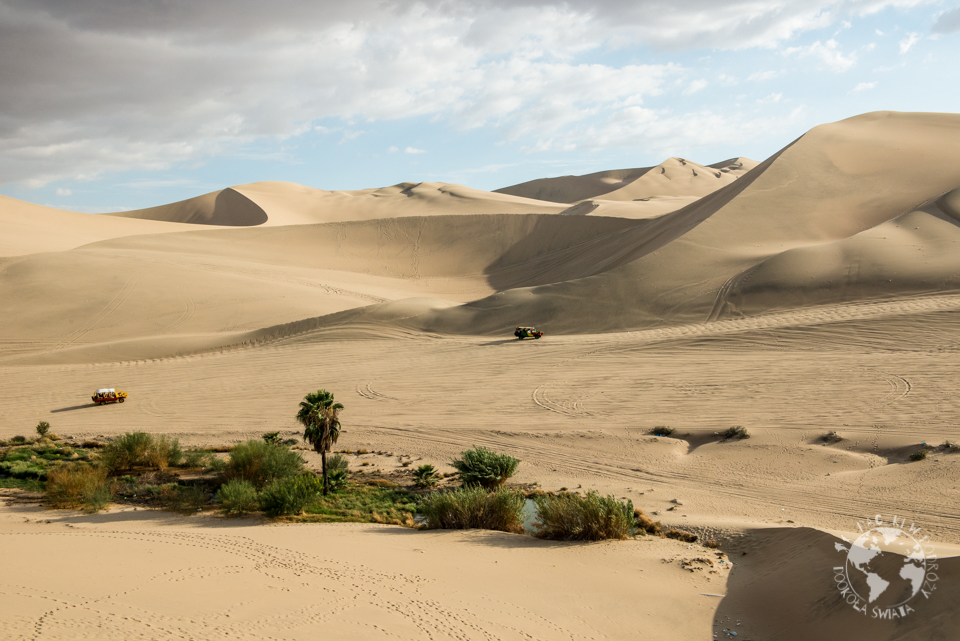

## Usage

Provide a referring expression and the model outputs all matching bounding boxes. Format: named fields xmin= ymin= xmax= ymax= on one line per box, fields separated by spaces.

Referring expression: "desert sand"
xmin=3 ymin=111 xmax=960 ymax=640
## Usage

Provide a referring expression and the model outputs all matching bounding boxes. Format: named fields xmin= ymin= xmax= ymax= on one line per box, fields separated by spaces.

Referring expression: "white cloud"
xmin=0 ymin=0 xmax=939 ymax=186
xmin=850 ymin=81 xmax=877 ymax=92
xmin=757 ymin=92 xmax=783 ymax=104
xmin=782 ymin=39 xmax=857 ymax=71
xmin=899 ymin=32 xmax=920 ymax=53
xmin=747 ymin=70 xmax=781 ymax=82
xmin=932 ymin=6 xmax=960 ymax=34
xmin=55 ymin=187 xmax=72 ymax=196
xmin=387 ymin=146 xmax=399 ymax=153
xmin=404 ymin=147 xmax=426 ymax=154
xmin=875 ymin=28 xmax=885 ymax=35
xmin=682 ymin=79 xmax=708 ymax=95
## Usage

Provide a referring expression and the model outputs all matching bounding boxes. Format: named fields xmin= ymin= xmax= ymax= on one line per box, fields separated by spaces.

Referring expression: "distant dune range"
xmin=3 ymin=111 xmax=959 ymax=359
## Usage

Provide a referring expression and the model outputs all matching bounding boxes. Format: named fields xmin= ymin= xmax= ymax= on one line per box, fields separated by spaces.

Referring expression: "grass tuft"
xmin=45 ymin=465 xmax=111 ymax=512
xmin=259 ymin=474 xmax=323 ymax=517
xmin=664 ymin=529 xmax=698 ymax=543
xmin=532 ymin=491 xmax=634 ymax=541
xmin=418 ymin=486 xmax=525 ymax=533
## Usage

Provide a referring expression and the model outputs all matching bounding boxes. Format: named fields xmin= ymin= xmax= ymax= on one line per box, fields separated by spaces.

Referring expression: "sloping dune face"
xmin=409 ymin=111 xmax=960 ymax=334
xmin=110 ymin=188 xmax=268 ymax=226
xmin=0 ymin=195 xmax=197 ymax=256
xmin=496 ymin=157 xmax=758 ymax=204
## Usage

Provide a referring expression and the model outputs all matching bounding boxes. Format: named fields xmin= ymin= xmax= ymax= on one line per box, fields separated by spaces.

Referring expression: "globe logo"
xmin=834 ymin=515 xmax=938 ymax=620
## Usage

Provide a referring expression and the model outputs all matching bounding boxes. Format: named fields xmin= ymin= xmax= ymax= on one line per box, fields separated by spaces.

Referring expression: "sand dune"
xmin=0 ymin=194 xmax=198 ymax=257
xmin=495 ymin=156 xmax=757 ymax=204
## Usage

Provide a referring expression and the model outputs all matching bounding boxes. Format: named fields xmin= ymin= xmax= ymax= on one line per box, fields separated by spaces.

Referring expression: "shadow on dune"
xmin=50 ymin=403 xmax=99 ymax=413
xmin=717 ymin=527 xmax=960 ymax=641
xmin=369 ymin=524 xmax=580 ymax=550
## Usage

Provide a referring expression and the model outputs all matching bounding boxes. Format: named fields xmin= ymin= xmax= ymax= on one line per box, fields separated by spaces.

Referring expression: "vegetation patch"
xmin=222 ymin=439 xmax=304 ymax=489
xmin=417 ymin=486 xmax=525 ymax=533
xmin=720 ymin=426 xmax=750 ymax=440
xmin=651 ymin=426 xmax=676 ymax=437
xmin=451 ymin=446 xmax=520 ymax=488
xmin=217 ymin=479 xmax=259 ymax=516
xmin=45 ymin=465 xmax=111 ymax=512
xmin=101 ymin=432 xmax=182 ymax=472
xmin=299 ymin=479 xmax=418 ymax=525
xmin=532 ymin=491 xmax=634 ymax=541
xmin=412 ymin=464 xmax=440 ymax=488
xmin=910 ymin=449 xmax=928 ymax=462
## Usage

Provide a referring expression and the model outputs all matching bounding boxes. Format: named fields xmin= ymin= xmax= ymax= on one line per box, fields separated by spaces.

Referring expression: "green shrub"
xmin=36 ymin=421 xmax=51 ymax=438
xmin=223 ymin=440 xmax=304 ymax=489
xmin=720 ymin=426 xmax=750 ymax=440
xmin=910 ymin=449 xmax=928 ymax=462
xmin=450 ymin=447 xmax=519 ymax=488
xmin=160 ymin=484 xmax=207 ymax=513
xmin=413 ymin=464 xmax=440 ymax=488
xmin=259 ymin=474 xmax=323 ymax=517
xmin=651 ymin=426 xmax=675 ymax=437
xmin=327 ymin=453 xmax=349 ymax=473
xmin=262 ymin=431 xmax=283 ymax=446
xmin=102 ymin=432 xmax=182 ymax=472
xmin=326 ymin=469 xmax=348 ymax=492
xmin=45 ymin=465 xmax=112 ymax=512
xmin=417 ymin=486 xmax=525 ymax=533
xmin=532 ymin=491 xmax=634 ymax=541
xmin=11 ymin=435 xmax=26 ymax=444
xmin=217 ymin=480 xmax=259 ymax=516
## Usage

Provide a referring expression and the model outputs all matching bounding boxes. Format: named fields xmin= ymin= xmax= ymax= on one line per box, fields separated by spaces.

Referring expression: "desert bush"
xmin=11 ymin=435 xmax=26 ymax=444
xmin=704 ymin=539 xmax=721 ymax=549
xmin=36 ymin=421 xmax=51 ymax=438
xmin=451 ymin=447 xmax=520 ymax=488
xmin=45 ymin=465 xmax=112 ymax=512
xmin=223 ymin=440 xmax=304 ymax=489
xmin=356 ymin=448 xmax=370 ymax=455
xmin=417 ymin=486 xmax=525 ymax=533
xmin=259 ymin=474 xmax=323 ymax=517
xmin=910 ymin=449 xmax=928 ymax=462
xmin=182 ymin=448 xmax=211 ymax=468
xmin=217 ymin=479 xmax=260 ymax=516
xmin=327 ymin=453 xmax=349 ymax=473
xmin=326 ymin=469 xmax=348 ymax=492
xmin=532 ymin=491 xmax=634 ymax=541
xmin=413 ymin=464 xmax=440 ymax=488
xmin=664 ymin=529 xmax=698 ymax=543
xmin=821 ymin=431 xmax=843 ymax=443
xmin=262 ymin=431 xmax=283 ymax=446
xmin=651 ymin=426 xmax=675 ymax=437
xmin=102 ymin=432 xmax=182 ymax=472
xmin=720 ymin=426 xmax=750 ymax=440
xmin=634 ymin=508 xmax=662 ymax=535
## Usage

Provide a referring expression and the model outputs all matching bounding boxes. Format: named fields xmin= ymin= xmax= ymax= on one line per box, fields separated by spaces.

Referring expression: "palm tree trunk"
xmin=321 ymin=450 xmax=329 ymax=496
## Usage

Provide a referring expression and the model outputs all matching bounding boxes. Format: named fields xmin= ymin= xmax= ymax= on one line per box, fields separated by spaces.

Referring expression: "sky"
xmin=1 ymin=0 xmax=959 ymax=212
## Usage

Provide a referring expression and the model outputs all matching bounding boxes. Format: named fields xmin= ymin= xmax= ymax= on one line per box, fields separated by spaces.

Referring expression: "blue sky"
xmin=1 ymin=0 xmax=958 ymax=212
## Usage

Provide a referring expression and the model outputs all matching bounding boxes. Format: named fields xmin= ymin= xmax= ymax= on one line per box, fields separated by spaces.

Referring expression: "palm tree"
xmin=296 ymin=389 xmax=343 ymax=495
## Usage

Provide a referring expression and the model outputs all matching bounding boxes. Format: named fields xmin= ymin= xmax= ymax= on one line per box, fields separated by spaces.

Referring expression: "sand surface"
xmin=3 ymin=111 xmax=960 ymax=640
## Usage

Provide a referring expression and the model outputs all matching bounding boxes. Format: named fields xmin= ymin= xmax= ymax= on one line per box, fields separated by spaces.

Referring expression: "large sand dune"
xmin=3 ymin=111 xmax=960 ymax=640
